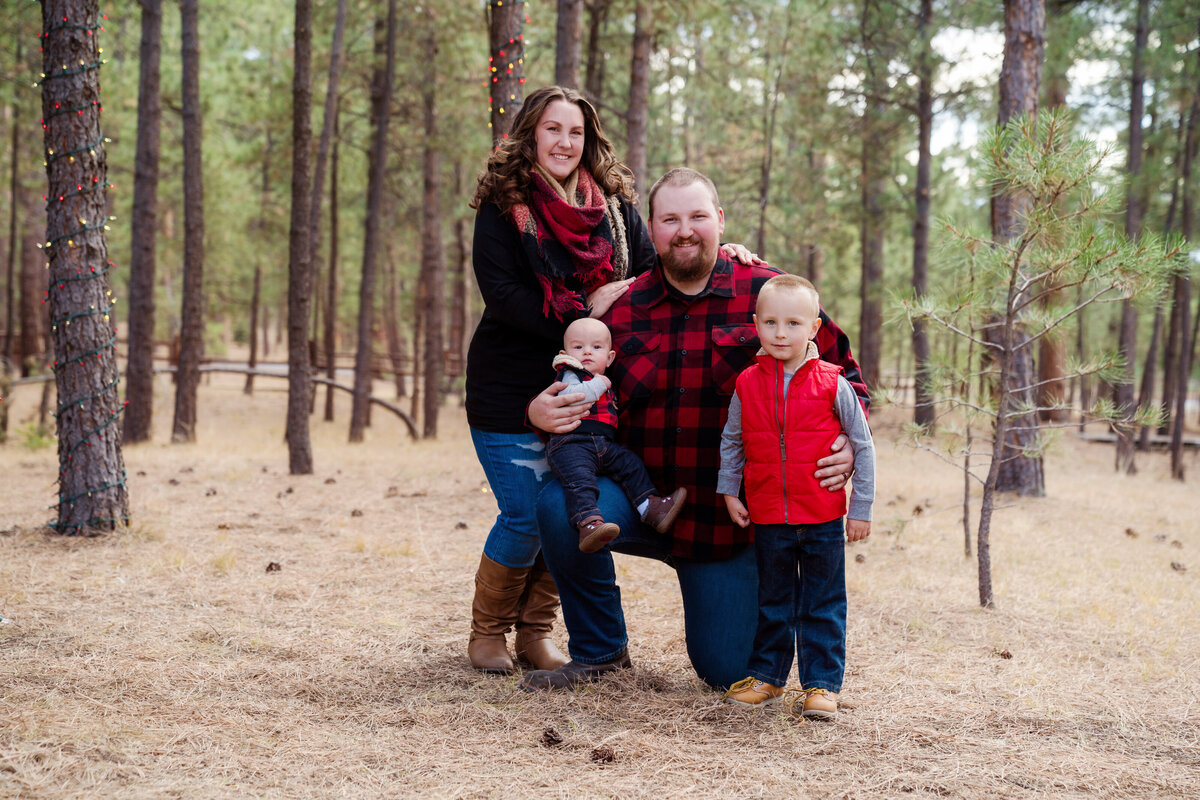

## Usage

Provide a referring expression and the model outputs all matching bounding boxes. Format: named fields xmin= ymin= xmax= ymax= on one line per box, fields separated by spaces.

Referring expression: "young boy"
xmin=547 ymin=317 xmax=687 ymax=553
xmin=717 ymin=274 xmax=875 ymax=720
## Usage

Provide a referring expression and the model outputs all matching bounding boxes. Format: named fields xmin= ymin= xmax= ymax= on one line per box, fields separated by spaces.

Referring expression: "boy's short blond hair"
xmin=756 ymin=273 xmax=820 ymax=314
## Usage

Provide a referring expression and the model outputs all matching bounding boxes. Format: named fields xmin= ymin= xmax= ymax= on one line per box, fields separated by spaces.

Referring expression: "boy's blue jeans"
xmin=545 ymin=432 xmax=657 ymax=528
xmin=536 ymin=477 xmax=758 ymax=689
xmin=746 ymin=519 xmax=847 ymax=693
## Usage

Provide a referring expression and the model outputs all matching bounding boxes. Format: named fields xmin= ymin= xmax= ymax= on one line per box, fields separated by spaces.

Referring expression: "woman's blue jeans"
xmin=470 ymin=428 xmax=551 ymax=569
xmin=746 ymin=520 xmax=847 ymax=693
xmin=536 ymin=477 xmax=758 ymax=689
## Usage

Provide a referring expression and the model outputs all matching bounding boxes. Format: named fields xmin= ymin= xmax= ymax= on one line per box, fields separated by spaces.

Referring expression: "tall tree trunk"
xmin=40 ymin=0 xmax=129 ymax=533
xmin=350 ymin=3 xmax=396 ymax=442
xmin=308 ymin=0 xmax=347 ymax=280
xmin=122 ymin=0 xmax=161 ymax=444
xmin=172 ymin=0 xmax=205 ymax=443
xmin=245 ymin=265 xmax=260 ymax=395
xmin=858 ymin=30 xmax=886 ymax=393
xmin=626 ymin=1 xmax=651 ymax=202
xmin=584 ymin=0 xmax=611 ymax=104
xmin=487 ymin=0 xmax=525 ymax=144
xmin=989 ymin=0 xmax=1045 ymax=501
xmin=324 ymin=106 xmax=340 ymax=422
xmin=421 ymin=65 xmax=445 ymax=439
xmin=4 ymin=35 xmax=19 ymax=370
xmin=1114 ymin=0 xmax=1150 ymax=473
xmin=755 ymin=9 xmax=792 ymax=259
xmin=556 ymin=0 xmax=583 ymax=88
xmin=383 ymin=257 xmax=405 ymax=399
xmin=286 ymin=0 xmax=315 ymax=475
xmin=19 ymin=192 xmax=44 ymax=376
xmin=1170 ymin=27 xmax=1198 ymax=480
xmin=912 ymin=0 xmax=934 ymax=428
xmin=410 ymin=277 xmax=423 ymax=424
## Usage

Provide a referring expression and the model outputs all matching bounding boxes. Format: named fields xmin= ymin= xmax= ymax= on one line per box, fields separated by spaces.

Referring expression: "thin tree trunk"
xmin=286 ymin=0 xmax=315 ymax=474
xmin=912 ymin=0 xmax=935 ymax=428
xmin=556 ymin=0 xmax=583 ymax=88
xmin=4 ymin=35 xmax=19 ymax=369
xmin=421 ymin=62 xmax=445 ymax=439
xmin=1171 ymin=30 xmax=1198 ymax=480
xmin=308 ymin=0 xmax=347 ymax=280
xmin=1115 ymin=0 xmax=1149 ymax=473
xmin=487 ymin=0 xmax=525 ymax=144
xmin=989 ymin=0 xmax=1045 ymax=501
xmin=122 ymin=0 xmax=161 ymax=444
xmin=245 ymin=265 xmax=260 ymax=395
xmin=755 ymin=8 xmax=791 ymax=259
xmin=350 ymin=3 xmax=396 ymax=442
xmin=172 ymin=0 xmax=205 ymax=443
xmin=627 ymin=1 xmax=651 ymax=201
xmin=324 ymin=106 xmax=340 ymax=422
xmin=383 ymin=258 xmax=404 ymax=399
xmin=19 ymin=196 xmax=44 ymax=376
xmin=40 ymin=0 xmax=129 ymax=533
xmin=584 ymin=0 xmax=611 ymax=104
xmin=410 ymin=277 xmax=423 ymax=425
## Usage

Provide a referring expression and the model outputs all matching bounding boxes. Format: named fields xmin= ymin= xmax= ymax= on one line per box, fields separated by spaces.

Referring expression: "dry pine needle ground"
xmin=1 ymin=374 xmax=1198 ymax=799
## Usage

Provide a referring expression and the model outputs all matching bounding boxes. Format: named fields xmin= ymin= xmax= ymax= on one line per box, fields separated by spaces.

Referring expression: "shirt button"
xmin=739 ymin=336 xmax=746 ymax=342
xmin=681 ymin=349 xmax=687 ymax=355
xmin=684 ymin=314 xmax=690 ymax=320
xmin=679 ymin=387 xmax=686 ymax=393
xmin=676 ymin=427 xmax=682 ymax=433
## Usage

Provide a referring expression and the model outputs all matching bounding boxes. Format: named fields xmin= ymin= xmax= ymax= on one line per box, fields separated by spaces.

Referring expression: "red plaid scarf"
xmin=511 ymin=169 xmax=617 ymax=321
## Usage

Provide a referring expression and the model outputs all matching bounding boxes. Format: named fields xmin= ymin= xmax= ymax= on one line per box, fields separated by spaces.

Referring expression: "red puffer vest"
xmin=737 ymin=353 xmax=846 ymax=525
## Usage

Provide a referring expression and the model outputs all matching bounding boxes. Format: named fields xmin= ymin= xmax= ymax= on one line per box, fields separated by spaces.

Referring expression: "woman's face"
xmin=534 ymin=99 xmax=586 ymax=183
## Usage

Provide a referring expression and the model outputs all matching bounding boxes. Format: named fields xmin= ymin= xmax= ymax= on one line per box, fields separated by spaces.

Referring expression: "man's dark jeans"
xmin=546 ymin=432 xmax=657 ymax=527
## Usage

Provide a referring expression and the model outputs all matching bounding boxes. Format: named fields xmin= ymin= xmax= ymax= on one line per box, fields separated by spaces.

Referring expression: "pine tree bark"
xmin=349 ymin=3 xmax=396 ymax=442
xmin=627 ymin=1 xmax=651 ymax=202
xmin=323 ymin=108 xmax=340 ymax=422
xmin=556 ymin=0 xmax=583 ymax=88
xmin=911 ymin=0 xmax=935 ymax=428
xmin=19 ymin=196 xmax=44 ymax=377
xmin=40 ymin=0 xmax=129 ymax=533
xmin=1114 ymin=0 xmax=1150 ymax=473
xmin=420 ymin=67 xmax=445 ymax=439
xmin=122 ymin=0 xmax=161 ymax=444
xmin=172 ymin=0 xmax=205 ymax=443
xmin=307 ymin=0 xmax=347 ymax=280
xmin=286 ymin=0 xmax=315 ymax=474
xmin=990 ymin=0 xmax=1045 ymax=499
xmin=245 ymin=264 xmax=260 ymax=395
xmin=4 ymin=34 xmax=20 ymax=370
xmin=488 ymin=0 xmax=525 ymax=144
xmin=1170 ymin=28 xmax=1198 ymax=480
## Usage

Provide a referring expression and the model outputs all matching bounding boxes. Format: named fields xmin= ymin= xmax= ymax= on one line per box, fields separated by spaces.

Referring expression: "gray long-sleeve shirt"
xmin=718 ymin=369 xmax=875 ymax=522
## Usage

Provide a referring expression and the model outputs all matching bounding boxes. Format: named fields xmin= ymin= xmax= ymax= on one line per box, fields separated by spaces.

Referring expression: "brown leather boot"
xmin=467 ymin=554 xmax=530 ymax=674
xmin=514 ymin=554 xmax=570 ymax=671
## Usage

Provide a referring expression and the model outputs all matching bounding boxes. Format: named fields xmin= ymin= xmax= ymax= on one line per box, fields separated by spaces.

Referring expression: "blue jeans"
xmin=546 ymin=433 xmax=657 ymax=527
xmin=747 ymin=520 xmax=846 ymax=692
xmin=536 ymin=477 xmax=758 ymax=689
xmin=470 ymin=428 xmax=551 ymax=569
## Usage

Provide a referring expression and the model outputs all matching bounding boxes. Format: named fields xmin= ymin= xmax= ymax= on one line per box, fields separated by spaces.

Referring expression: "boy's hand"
xmin=723 ymin=495 xmax=751 ymax=528
xmin=846 ymin=519 xmax=870 ymax=543
xmin=598 ymin=374 xmax=612 ymax=391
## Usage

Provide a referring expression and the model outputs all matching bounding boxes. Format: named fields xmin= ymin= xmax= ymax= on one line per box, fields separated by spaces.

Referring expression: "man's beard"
xmin=660 ymin=237 xmax=718 ymax=286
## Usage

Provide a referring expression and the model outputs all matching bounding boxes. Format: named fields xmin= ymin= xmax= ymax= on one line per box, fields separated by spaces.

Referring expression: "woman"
xmin=465 ymin=86 xmax=655 ymax=673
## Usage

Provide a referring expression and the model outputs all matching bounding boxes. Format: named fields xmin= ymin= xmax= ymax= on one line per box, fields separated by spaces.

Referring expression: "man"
xmin=525 ymin=168 xmax=868 ymax=690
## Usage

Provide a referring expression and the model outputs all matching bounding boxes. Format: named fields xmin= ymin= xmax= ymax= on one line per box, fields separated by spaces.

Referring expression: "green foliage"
xmin=17 ymin=422 xmax=55 ymax=451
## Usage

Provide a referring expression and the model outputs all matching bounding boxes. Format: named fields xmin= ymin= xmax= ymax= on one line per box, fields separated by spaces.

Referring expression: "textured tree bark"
xmin=555 ymin=0 xmax=583 ymax=88
xmin=421 ymin=66 xmax=445 ymax=439
xmin=122 ymin=0 xmax=161 ymax=444
xmin=488 ymin=0 xmax=525 ymax=144
xmin=350 ymin=3 xmax=396 ymax=442
xmin=245 ymin=265 xmax=260 ymax=396
xmin=19 ymin=195 xmax=44 ymax=377
xmin=990 ymin=0 xmax=1045 ymax=499
xmin=324 ymin=109 xmax=339 ymax=422
xmin=1170 ymin=32 xmax=1198 ymax=480
xmin=40 ymin=0 xmax=129 ymax=533
xmin=911 ymin=0 xmax=934 ymax=429
xmin=286 ymin=0 xmax=315 ymax=475
xmin=172 ymin=0 xmax=205 ymax=443
xmin=307 ymin=0 xmax=347 ymax=279
xmin=4 ymin=35 xmax=19 ymax=369
xmin=626 ymin=1 xmax=651 ymax=201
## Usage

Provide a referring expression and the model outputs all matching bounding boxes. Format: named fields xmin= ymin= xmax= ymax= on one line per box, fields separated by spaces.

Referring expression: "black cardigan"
xmin=465 ymin=197 xmax=658 ymax=433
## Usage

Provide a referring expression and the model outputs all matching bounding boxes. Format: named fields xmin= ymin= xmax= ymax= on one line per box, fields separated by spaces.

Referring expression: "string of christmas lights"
xmin=486 ymin=0 xmax=529 ymax=139
xmin=38 ymin=4 xmax=128 ymax=535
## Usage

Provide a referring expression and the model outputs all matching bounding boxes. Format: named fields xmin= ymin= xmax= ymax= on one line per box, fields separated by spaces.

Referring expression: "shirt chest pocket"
xmin=710 ymin=324 xmax=759 ymax=396
xmin=611 ymin=330 xmax=661 ymax=402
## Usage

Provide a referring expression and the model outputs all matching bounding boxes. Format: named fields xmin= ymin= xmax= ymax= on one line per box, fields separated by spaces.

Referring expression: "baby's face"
xmin=562 ymin=320 xmax=616 ymax=376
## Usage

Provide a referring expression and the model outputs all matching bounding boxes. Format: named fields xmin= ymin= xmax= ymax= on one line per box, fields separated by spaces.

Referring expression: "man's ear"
xmin=717 ymin=206 xmax=725 ymax=236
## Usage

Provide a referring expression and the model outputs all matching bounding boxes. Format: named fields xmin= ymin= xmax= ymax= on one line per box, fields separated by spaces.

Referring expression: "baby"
xmin=546 ymin=317 xmax=687 ymax=553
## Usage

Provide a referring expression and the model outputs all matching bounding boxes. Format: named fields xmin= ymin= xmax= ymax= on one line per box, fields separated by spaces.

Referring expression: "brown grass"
xmin=2 ymin=374 xmax=1198 ymax=799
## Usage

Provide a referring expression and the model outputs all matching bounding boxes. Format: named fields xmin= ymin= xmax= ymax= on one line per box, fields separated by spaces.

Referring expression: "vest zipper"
xmin=776 ymin=360 xmax=789 ymax=525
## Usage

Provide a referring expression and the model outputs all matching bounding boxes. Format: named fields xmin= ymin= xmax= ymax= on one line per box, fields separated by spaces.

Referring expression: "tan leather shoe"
xmin=467 ymin=554 xmax=529 ymax=674
xmin=723 ymin=677 xmax=785 ymax=707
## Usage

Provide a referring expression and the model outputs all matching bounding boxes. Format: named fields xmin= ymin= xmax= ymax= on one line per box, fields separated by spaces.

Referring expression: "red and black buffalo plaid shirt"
xmin=601 ymin=257 xmax=869 ymax=561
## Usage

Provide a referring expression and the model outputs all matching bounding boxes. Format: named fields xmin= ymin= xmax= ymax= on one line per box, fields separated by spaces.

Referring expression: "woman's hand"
xmin=528 ymin=381 xmax=591 ymax=434
xmin=587 ymin=277 xmax=635 ymax=319
xmin=815 ymin=433 xmax=855 ymax=490
xmin=720 ymin=243 xmax=763 ymax=265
